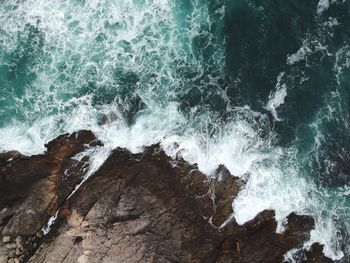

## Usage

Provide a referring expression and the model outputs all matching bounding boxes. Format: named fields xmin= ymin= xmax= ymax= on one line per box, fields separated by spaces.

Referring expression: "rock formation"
xmin=0 ymin=131 xmax=333 ymax=263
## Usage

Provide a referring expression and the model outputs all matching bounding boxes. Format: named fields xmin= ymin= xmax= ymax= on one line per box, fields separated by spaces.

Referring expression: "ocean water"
xmin=0 ymin=0 xmax=350 ymax=261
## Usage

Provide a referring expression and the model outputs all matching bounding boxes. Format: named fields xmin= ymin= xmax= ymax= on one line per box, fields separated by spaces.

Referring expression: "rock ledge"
xmin=0 ymin=132 xmax=333 ymax=263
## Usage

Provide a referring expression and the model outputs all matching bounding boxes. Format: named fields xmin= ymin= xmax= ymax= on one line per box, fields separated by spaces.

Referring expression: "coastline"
xmin=0 ymin=130 xmax=332 ymax=263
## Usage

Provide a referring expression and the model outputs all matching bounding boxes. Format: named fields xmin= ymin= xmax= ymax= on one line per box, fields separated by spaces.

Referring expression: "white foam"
xmin=317 ymin=0 xmax=330 ymax=15
xmin=287 ymin=45 xmax=311 ymax=65
xmin=42 ymin=210 xmax=58 ymax=235
xmin=0 ymin=123 xmax=49 ymax=155
xmin=264 ymin=73 xmax=287 ymax=121
xmin=317 ymin=0 xmax=344 ymax=16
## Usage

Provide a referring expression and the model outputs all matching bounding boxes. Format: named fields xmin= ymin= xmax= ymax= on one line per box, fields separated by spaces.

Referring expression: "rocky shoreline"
xmin=0 ymin=131 xmax=333 ymax=263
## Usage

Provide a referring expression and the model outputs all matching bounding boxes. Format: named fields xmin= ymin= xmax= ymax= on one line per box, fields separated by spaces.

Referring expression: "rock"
xmin=28 ymin=142 xmax=318 ymax=262
xmin=8 ymin=250 xmax=15 ymax=258
xmin=211 ymin=165 xmax=242 ymax=227
xmin=14 ymin=248 xmax=21 ymax=256
xmin=214 ymin=164 xmax=241 ymax=201
xmin=216 ymin=209 xmax=317 ymax=263
xmin=1 ymin=237 xmax=10 ymax=244
xmin=14 ymin=237 xmax=22 ymax=248
xmin=0 ymin=209 xmax=13 ymax=226
xmin=0 ymin=248 xmax=6 ymax=258
xmin=0 ymin=152 xmax=23 ymax=170
xmin=0 ymin=131 xmax=331 ymax=263
xmin=0 ymin=131 xmax=100 ymax=237
xmin=303 ymin=243 xmax=334 ymax=263
xmin=0 ymin=256 xmax=7 ymax=263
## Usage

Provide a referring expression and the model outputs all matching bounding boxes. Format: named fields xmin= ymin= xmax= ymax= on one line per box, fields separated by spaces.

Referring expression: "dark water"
xmin=226 ymin=0 xmax=350 ymax=184
xmin=0 ymin=0 xmax=350 ymax=261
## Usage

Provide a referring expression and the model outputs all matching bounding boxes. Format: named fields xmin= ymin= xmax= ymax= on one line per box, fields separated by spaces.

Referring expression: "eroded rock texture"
xmin=0 ymin=131 xmax=100 ymax=262
xmin=0 ymin=132 xmax=333 ymax=263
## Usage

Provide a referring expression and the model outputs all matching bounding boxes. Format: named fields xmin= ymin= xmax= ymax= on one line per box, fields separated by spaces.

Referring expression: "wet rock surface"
xmin=0 ymin=130 xmax=99 ymax=262
xmin=0 ymin=132 xmax=334 ymax=263
xmin=302 ymin=243 xmax=334 ymax=263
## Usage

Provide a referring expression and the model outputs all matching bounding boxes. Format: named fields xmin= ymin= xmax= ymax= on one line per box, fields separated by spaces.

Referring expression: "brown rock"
xmin=303 ymin=243 xmax=334 ymax=263
xmin=211 ymin=165 xmax=242 ymax=227
xmin=0 ymin=209 xmax=13 ymax=227
xmin=0 ymin=131 xmax=100 ymax=237
xmin=0 ymin=256 xmax=6 ymax=263
xmin=1 ymin=237 xmax=10 ymax=244
xmin=214 ymin=164 xmax=241 ymax=202
xmin=217 ymin=209 xmax=316 ymax=263
xmin=8 ymin=250 xmax=15 ymax=258
xmin=28 ymin=142 xmax=319 ymax=262
xmin=0 ymin=132 xmax=331 ymax=263
xmin=14 ymin=237 xmax=22 ymax=249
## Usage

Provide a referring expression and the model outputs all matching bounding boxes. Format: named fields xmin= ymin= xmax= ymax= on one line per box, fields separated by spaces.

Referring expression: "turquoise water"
xmin=1 ymin=0 xmax=350 ymax=261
